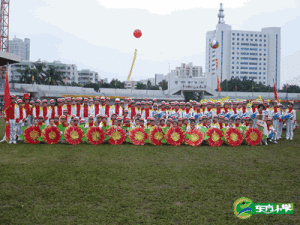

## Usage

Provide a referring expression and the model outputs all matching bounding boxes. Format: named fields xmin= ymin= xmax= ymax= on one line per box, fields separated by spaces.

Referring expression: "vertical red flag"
xmin=216 ymin=59 xmax=218 ymax=70
xmin=273 ymin=79 xmax=278 ymax=100
xmin=3 ymin=66 xmax=11 ymax=142
xmin=217 ymin=75 xmax=221 ymax=92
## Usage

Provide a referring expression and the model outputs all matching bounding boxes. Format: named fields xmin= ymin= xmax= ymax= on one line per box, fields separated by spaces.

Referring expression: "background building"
xmin=77 ymin=69 xmax=99 ymax=86
xmin=9 ymin=60 xmax=78 ymax=85
xmin=206 ymin=3 xmax=281 ymax=91
xmin=171 ymin=62 xmax=203 ymax=77
xmin=155 ymin=74 xmax=165 ymax=86
xmin=9 ymin=37 xmax=30 ymax=61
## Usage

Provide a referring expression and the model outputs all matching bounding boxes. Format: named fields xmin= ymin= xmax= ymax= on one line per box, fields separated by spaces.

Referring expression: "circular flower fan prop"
xmin=64 ymin=126 xmax=83 ymax=145
xmin=148 ymin=127 xmax=164 ymax=145
xmin=244 ymin=128 xmax=262 ymax=146
xmin=86 ymin=127 xmax=105 ymax=145
xmin=224 ymin=128 xmax=243 ymax=147
xmin=24 ymin=125 xmax=41 ymax=144
xmin=205 ymin=128 xmax=223 ymax=146
xmin=185 ymin=129 xmax=204 ymax=146
xmin=165 ymin=127 xmax=185 ymax=146
xmin=129 ymin=127 xmax=147 ymax=145
xmin=42 ymin=126 xmax=61 ymax=144
xmin=106 ymin=126 xmax=126 ymax=145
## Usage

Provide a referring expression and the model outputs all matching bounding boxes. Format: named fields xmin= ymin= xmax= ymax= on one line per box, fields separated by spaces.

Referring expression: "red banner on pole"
xmin=217 ymin=75 xmax=221 ymax=92
xmin=4 ymin=66 xmax=11 ymax=142
xmin=273 ymin=79 xmax=278 ymax=100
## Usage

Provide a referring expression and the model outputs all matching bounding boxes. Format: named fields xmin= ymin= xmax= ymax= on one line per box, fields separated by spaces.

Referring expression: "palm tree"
xmin=44 ymin=65 xmax=65 ymax=85
xmin=18 ymin=67 xmax=33 ymax=84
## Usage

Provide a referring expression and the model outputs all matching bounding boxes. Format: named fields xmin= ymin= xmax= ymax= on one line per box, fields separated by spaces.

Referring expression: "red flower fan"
xmin=148 ymin=127 xmax=164 ymax=145
xmin=224 ymin=127 xmax=243 ymax=147
xmin=64 ymin=126 xmax=83 ymax=145
xmin=86 ymin=127 xmax=105 ymax=145
xmin=165 ymin=127 xmax=185 ymax=146
xmin=42 ymin=126 xmax=61 ymax=144
xmin=245 ymin=127 xmax=262 ymax=146
xmin=185 ymin=129 xmax=204 ymax=146
xmin=24 ymin=125 xmax=41 ymax=144
xmin=129 ymin=127 xmax=147 ymax=145
xmin=106 ymin=126 xmax=126 ymax=145
xmin=205 ymin=128 xmax=223 ymax=146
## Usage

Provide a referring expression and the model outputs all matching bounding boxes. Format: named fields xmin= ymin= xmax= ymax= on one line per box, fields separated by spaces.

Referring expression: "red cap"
xmin=10 ymin=95 xmax=15 ymax=99
xmin=38 ymin=115 xmax=44 ymax=119
xmin=89 ymin=116 xmax=93 ymax=119
xmin=23 ymin=93 xmax=30 ymax=100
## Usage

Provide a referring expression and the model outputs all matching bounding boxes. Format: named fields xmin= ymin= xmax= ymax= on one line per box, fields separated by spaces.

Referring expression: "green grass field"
xmin=0 ymin=114 xmax=300 ymax=224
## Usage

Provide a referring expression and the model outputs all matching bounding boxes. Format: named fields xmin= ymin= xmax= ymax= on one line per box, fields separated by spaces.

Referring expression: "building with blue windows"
xmin=206 ymin=3 xmax=281 ymax=91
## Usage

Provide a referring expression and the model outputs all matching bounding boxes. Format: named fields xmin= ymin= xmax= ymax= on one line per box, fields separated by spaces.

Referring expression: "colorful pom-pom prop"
xmin=165 ymin=127 xmax=185 ymax=146
xmin=224 ymin=128 xmax=243 ymax=147
xmin=42 ymin=126 xmax=61 ymax=144
xmin=106 ymin=126 xmax=126 ymax=145
xmin=129 ymin=127 xmax=147 ymax=145
xmin=64 ymin=126 xmax=84 ymax=145
xmin=244 ymin=128 xmax=263 ymax=146
xmin=205 ymin=128 xmax=223 ymax=146
xmin=149 ymin=127 xmax=164 ymax=145
xmin=210 ymin=40 xmax=219 ymax=49
xmin=24 ymin=125 xmax=41 ymax=144
xmin=86 ymin=127 xmax=105 ymax=145
xmin=185 ymin=129 xmax=204 ymax=146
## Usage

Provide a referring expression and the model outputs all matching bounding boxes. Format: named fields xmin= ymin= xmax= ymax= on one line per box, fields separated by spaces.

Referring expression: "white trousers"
xmin=9 ymin=119 xmax=17 ymax=142
xmin=286 ymin=120 xmax=294 ymax=140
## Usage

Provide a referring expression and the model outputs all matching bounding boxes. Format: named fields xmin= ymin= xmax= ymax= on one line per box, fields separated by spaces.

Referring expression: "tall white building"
xmin=9 ymin=37 xmax=30 ymax=61
xmin=206 ymin=3 xmax=281 ymax=91
xmin=171 ymin=62 xmax=203 ymax=77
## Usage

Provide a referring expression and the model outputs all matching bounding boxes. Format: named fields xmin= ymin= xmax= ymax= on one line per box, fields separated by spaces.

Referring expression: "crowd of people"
xmin=1 ymin=93 xmax=298 ymax=145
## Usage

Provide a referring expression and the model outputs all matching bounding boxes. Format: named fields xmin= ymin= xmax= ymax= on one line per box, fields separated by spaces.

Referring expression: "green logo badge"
xmin=233 ymin=197 xmax=294 ymax=219
xmin=233 ymin=197 xmax=253 ymax=219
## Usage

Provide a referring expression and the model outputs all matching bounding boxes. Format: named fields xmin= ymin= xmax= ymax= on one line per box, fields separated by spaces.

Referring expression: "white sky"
xmin=9 ymin=0 xmax=300 ymax=86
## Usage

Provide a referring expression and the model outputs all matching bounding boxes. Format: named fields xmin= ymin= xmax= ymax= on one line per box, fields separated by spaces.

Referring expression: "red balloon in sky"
xmin=133 ymin=29 xmax=142 ymax=38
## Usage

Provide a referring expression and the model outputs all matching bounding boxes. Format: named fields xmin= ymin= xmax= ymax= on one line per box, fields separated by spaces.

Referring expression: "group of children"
xmin=1 ymin=94 xmax=297 ymax=145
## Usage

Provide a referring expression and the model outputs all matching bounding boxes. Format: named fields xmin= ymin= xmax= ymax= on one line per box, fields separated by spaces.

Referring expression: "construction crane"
xmin=0 ymin=0 xmax=9 ymax=78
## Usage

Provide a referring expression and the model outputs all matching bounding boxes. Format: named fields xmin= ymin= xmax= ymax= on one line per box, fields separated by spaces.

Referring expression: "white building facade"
xmin=77 ymin=69 xmax=99 ymax=86
xmin=206 ymin=3 xmax=281 ymax=91
xmin=171 ymin=62 xmax=203 ymax=77
xmin=9 ymin=37 xmax=30 ymax=61
xmin=9 ymin=60 xmax=78 ymax=85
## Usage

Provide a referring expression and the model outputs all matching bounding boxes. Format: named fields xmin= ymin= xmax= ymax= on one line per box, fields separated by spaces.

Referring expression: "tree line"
xmin=218 ymin=77 xmax=300 ymax=93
